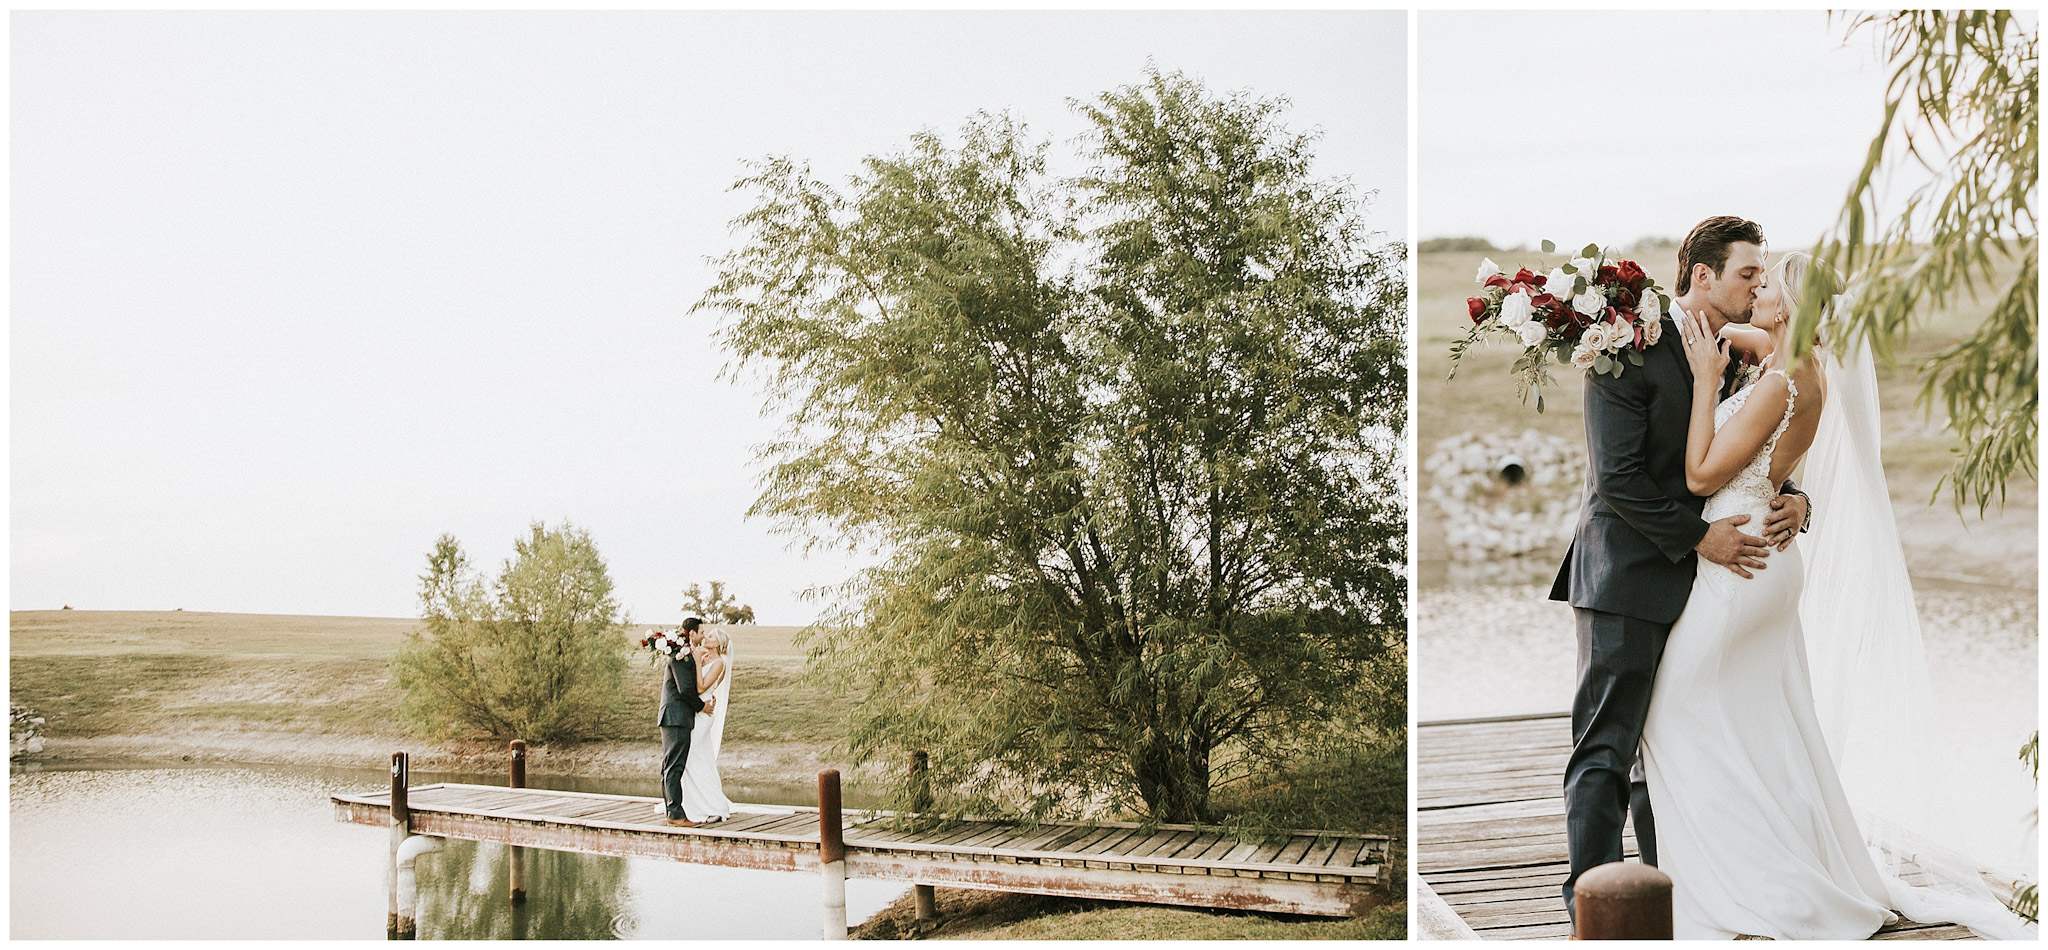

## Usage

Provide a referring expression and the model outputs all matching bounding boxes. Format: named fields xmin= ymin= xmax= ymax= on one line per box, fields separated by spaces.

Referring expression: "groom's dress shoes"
xmin=666 ymin=817 xmax=700 ymax=828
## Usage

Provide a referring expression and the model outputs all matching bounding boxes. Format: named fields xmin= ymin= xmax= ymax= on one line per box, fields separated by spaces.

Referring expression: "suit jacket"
xmin=1549 ymin=313 xmax=1718 ymax=624
xmin=658 ymin=650 xmax=705 ymax=727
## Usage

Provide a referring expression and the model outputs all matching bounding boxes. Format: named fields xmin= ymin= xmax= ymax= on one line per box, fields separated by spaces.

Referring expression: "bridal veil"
xmin=1798 ymin=319 xmax=2035 ymax=939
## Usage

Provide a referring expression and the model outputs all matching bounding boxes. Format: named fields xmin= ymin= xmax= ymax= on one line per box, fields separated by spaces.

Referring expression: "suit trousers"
xmin=1562 ymin=606 xmax=1669 ymax=919
xmin=660 ymin=724 xmax=693 ymax=820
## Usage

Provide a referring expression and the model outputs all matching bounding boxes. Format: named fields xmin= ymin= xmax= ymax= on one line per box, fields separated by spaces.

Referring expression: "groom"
xmin=1549 ymin=216 xmax=1809 ymax=918
xmin=660 ymin=616 xmax=709 ymax=827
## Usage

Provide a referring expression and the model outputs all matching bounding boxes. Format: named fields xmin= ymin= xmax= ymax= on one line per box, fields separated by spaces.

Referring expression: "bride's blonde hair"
xmin=1776 ymin=251 xmax=1843 ymax=348
xmin=708 ymin=628 xmax=731 ymax=656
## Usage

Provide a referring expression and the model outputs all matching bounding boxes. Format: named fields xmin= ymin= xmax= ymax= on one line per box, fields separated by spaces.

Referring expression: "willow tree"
xmin=1803 ymin=11 xmax=2037 ymax=512
xmin=698 ymin=70 xmax=1405 ymax=824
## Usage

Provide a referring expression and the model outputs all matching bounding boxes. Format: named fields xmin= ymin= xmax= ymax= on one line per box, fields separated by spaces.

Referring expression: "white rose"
xmin=1609 ymin=317 xmax=1637 ymax=352
xmin=1638 ymin=289 xmax=1664 ymax=321
xmin=1517 ymin=319 xmax=1548 ymax=347
xmin=1500 ymin=289 xmax=1533 ymax=329
xmin=1547 ymin=267 xmax=1573 ymax=297
xmin=1570 ymin=342 xmax=1600 ymax=370
xmin=1573 ymin=286 xmax=1608 ymax=317
xmin=1476 ymin=257 xmax=1502 ymax=282
xmin=1641 ymin=314 xmax=1662 ymax=346
xmin=1571 ymin=255 xmax=1595 ymax=275
xmin=1580 ymin=322 xmax=1613 ymax=353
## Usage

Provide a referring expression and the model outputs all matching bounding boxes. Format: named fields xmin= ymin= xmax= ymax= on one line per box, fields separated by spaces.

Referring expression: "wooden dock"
xmin=333 ymin=781 xmax=1391 ymax=918
xmin=1417 ymin=713 xmax=1984 ymax=940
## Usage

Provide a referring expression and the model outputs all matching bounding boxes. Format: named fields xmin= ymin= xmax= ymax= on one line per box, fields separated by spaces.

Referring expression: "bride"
xmin=679 ymin=627 xmax=734 ymax=824
xmin=1643 ymin=252 xmax=2032 ymax=940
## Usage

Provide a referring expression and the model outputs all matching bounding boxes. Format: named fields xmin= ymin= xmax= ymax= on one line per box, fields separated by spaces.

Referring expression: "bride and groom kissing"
xmin=1552 ymin=216 xmax=2029 ymax=939
xmin=660 ymin=616 xmax=734 ymax=827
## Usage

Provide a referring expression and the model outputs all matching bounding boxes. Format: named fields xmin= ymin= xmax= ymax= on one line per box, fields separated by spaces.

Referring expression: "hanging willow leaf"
xmin=1803 ymin=11 xmax=2038 ymax=514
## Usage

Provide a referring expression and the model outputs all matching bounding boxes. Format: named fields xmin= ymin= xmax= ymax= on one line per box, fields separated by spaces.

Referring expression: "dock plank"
xmin=1418 ymin=714 xmax=1998 ymax=941
xmin=334 ymin=780 xmax=1392 ymax=920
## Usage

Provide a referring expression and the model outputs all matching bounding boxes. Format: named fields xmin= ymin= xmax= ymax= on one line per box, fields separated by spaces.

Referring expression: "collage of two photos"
xmin=8 ymin=7 xmax=2038 ymax=943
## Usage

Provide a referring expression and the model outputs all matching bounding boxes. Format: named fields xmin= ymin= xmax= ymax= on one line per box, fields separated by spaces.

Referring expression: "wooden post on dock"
xmin=909 ymin=751 xmax=936 ymax=921
xmin=508 ymin=741 xmax=527 ymax=904
xmin=1572 ymin=862 xmax=1671 ymax=940
xmin=819 ymin=769 xmax=847 ymax=940
xmin=388 ymin=751 xmax=409 ymax=939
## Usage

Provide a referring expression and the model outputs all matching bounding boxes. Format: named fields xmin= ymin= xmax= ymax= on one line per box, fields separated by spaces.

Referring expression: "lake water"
xmin=10 ymin=763 xmax=909 ymax=939
xmin=1417 ymin=584 xmax=2039 ymax=875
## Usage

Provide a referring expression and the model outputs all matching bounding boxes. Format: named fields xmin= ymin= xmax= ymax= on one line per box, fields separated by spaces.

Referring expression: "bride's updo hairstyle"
xmin=1777 ymin=251 xmax=1844 ymax=347
xmin=709 ymin=628 xmax=731 ymax=656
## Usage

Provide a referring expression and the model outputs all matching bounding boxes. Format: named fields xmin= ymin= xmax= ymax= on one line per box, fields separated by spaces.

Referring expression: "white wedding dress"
xmin=1639 ymin=369 xmax=1898 ymax=940
xmin=679 ymin=653 xmax=733 ymax=823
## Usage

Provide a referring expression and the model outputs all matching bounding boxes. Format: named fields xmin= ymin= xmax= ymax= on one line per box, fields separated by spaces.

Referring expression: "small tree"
xmin=682 ymin=581 xmax=753 ymax=623
xmin=393 ymin=522 xmax=629 ymax=743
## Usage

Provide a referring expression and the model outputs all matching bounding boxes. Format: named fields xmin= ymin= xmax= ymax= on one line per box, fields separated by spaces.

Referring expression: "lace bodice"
xmin=1701 ymin=369 xmax=1798 ymax=525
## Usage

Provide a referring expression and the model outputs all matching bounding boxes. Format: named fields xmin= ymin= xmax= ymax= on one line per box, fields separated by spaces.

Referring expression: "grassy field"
xmin=7 ymin=609 xmax=832 ymax=770
xmin=1418 ymin=246 xmax=2037 ymax=587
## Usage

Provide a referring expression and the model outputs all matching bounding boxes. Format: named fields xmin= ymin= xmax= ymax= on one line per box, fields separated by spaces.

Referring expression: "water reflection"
xmin=416 ymin=840 xmax=629 ymax=940
xmin=11 ymin=765 xmax=906 ymax=940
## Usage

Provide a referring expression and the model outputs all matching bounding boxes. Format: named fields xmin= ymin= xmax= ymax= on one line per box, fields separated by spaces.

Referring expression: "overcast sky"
xmin=1420 ymin=10 xmax=1914 ymax=249
xmin=12 ymin=11 xmax=1407 ymax=623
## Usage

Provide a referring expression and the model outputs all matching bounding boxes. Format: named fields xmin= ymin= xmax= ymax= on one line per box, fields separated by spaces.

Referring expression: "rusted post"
xmin=388 ymin=751 xmax=409 ymax=938
xmin=508 ymin=740 xmax=527 ymax=904
xmin=908 ymin=751 xmax=937 ymax=921
xmin=1572 ymin=862 xmax=1672 ymax=940
xmin=819 ymin=769 xmax=847 ymax=940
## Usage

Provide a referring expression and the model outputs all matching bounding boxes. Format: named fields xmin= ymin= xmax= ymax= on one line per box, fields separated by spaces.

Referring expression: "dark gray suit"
xmin=659 ymin=651 xmax=704 ymax=820
xmin=1548 ymin=313 xmax=1713 ymax=917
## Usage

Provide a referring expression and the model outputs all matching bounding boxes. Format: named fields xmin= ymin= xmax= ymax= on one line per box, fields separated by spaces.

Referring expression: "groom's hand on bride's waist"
xmin=1762 ymin=493 xmax=1808 ymax=550
xmin=1695 ymin=514 xmax=1770 ymax=578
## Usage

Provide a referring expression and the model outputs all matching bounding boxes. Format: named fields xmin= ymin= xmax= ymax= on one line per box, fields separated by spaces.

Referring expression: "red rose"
xmin=1468 ymin=297 xmax=1488 ymax=322
xmin=1618 ymin=260 xmax=1647 ymax=287
xmin=1597 ymin=264 xmax=1620 ymax=284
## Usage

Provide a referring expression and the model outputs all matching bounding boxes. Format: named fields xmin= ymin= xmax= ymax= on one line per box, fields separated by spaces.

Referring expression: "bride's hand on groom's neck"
xmin=1696 ymin=514 xmax=1770 ymax=578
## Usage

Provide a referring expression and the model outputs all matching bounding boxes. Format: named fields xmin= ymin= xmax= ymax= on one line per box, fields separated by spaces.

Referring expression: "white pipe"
xmin=821 ymin=858 xmax=847 ymax=940
xmin=394 ymin=835 xmax=446 ymax=939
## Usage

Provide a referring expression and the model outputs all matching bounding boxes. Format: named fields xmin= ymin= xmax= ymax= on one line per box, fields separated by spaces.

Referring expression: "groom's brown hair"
xmin=1675 ymin=216 xmax=1765 ymax=294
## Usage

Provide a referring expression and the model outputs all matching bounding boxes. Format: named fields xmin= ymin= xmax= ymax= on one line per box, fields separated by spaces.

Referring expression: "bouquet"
xmin=1447 ymin=241 xmax=1671 ymax=412
xmin=640 ymin=627 xmax=691 ymax=661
